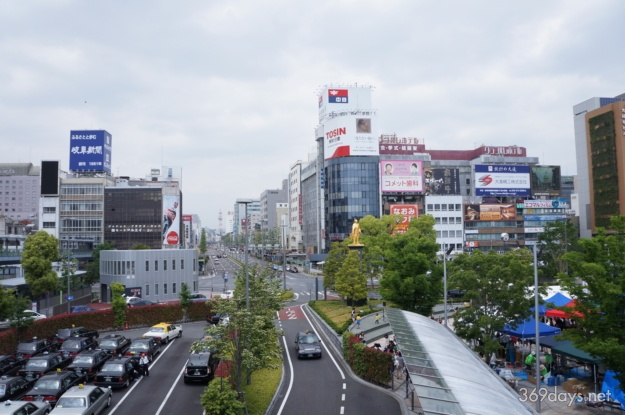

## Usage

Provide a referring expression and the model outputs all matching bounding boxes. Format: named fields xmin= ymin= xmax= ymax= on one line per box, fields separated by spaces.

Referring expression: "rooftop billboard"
xmin=474 ymin=164 xmax=530 ymax=197
xmin=531 ymin=165 xmax=561 ymax=196
xmin=424 ymin=168 xmax=460 ymax=195
xmin=463 ymin=204 xmax=517 ymax=222
xmin=323 ymin=115 xmax=378 ymax=160
xmin=380 ymin=160 xmax=424 ymax=193
xmin=69 ymin=130 xmax=112 ymax=173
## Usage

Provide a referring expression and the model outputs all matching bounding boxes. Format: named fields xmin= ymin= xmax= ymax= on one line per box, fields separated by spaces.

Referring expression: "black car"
xmin=127 ymin=299 xmax=157 ymax=308
xmin=66 ymin=349 xmax=111 ymax=381
xmin=59 ymin=337 xmax=98 ymax=359
xmin=0 ymin=375 xmax=34 ymax=402
xmin=294 ymin=331 xmax=322 ymax=359
xmin=55 ymin=327 xmax=99 ymax=345
xmin=93 ymin=356 xmax=140 ymax=389
xmin=206 ymin=312 xmax=228 ymax=325
xmin=21 ymin=370 xmax=86 ymax=407
xmin=0 ymin=355 xmax=26 ymax=377
xmin=124 ymin=338 xmax=160 ymax=362
xmin=183 ymin=352 xmax=217 ymax=384
xmin=17 ymin=352 xmax=73 ymax=381
xmin=15 ymin=337 xmax=57 ymax=359
xmin=447 ymin=288 xmax=467 ymax=299
xmin=97 ymin=334 xmax=131 ymax=356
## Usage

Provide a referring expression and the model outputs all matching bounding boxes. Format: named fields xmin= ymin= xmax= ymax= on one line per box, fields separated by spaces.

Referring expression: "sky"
xmin=2 ymin=0 xmax=624 ymax=230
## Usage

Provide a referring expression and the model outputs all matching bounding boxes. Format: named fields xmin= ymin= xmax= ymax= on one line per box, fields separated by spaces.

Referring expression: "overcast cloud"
xmin=1 ymin=0 xmax=623 ymax=229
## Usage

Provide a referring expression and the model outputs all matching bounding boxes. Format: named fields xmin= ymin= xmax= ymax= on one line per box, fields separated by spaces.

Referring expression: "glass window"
xmin=434 ymin=204 xmax=440 ymax=211
xmin=172 ymin=283 xmax=176 ymax=294
xmin=155 ymin=284 xmax=159 ymax=295
xmin=436 ymin=231 xmax=441 ymax=238
xmin=163 ymin=260 xmax=167 ymax=271
xmin=435 ymin=217 xmax=441 ymax=224
xmin=426 ymin=204 xmax=433 ymax=211
xmin=181 ymin=259 xmax=184 ymax=270
xmin=145 ymin=284 xmax=150 ymax=296
xmin=146 ymin=261 xmax=149 ymax=272
xmin=155 ymin=260 xmax=158 ymax=271
xmin=442 ymin=231 xmax=449 ymax=237
xmin=442 ymin=217 xmax=448 ymax=224
xmin=172 ymin=260 xmax=176 ymax=271
xmin=455 ymin=204 xmax=461 ymax=211
xmin=164 ymin=284 xmax=168 ymax=295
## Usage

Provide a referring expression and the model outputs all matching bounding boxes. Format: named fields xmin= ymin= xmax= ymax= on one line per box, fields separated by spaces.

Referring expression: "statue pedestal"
xmin=347 ymin=244 xmax=364 ymax=254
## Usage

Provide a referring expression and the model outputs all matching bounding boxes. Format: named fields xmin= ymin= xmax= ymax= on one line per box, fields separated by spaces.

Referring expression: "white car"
xmin=21 ymin=310 xmax=47 ymax=320
xmin=220 ymin=290 xmax=234 ymax=299
xmin=124 ymin=296 xmax=141 ymax=304
xmin=51 ymin=384 xmax=112 ymax=414
xmin=0 ymin=401 xmax=51 ymax=415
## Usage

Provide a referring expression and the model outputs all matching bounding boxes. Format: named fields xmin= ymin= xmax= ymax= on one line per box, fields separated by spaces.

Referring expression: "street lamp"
xmin=533 ymin=243 xmax=541 ymax=413
xmin=443 ymin=244 xmax=454 ymax=327
xmin=281 ymin=215 xmax=287 ymax=290
xmin=236 ymin=199 xmax=254 ymax=310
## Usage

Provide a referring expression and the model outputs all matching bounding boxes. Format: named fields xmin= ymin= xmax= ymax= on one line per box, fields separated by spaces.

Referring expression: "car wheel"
xmin=124 ymin=379 xmax=130 ymax=388
xmin=177 ymin=331 xmax=182 ymax=338
xmin=106 ymin=393 xmax=112 ymax=407
xmin=164 ymin=337 xmax=169 ymax=344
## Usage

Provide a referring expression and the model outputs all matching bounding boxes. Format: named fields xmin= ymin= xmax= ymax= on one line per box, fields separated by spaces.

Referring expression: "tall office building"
xmin=573 ymin=93 xmax=625 ymax=237
xmin=316 ymin=85 xmax=380 ymax=247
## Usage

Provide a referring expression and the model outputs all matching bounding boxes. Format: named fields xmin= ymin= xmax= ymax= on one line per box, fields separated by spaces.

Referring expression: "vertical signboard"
xmin=380 ymin=160 xmax=424 ymax=193
xmin=162 ymin=195 xmax=180 ymax=246
xmin=183 ymin=214 xmax=192 ymax=247
xmin=69 ymin=130 xmax=112 ymax=173
xmin=389 ymin=204 xmax=419 ymax=234
xmin=424 ymin=168 xmax=460 ymax=195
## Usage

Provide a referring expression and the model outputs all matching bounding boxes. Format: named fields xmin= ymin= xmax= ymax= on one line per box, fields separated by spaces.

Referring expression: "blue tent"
xmin=501 ymin=317 xmax=561 ymax=339
xmin=602 ymin=371 xmax=625 ymax=410
xmin=544 ymin=292 xmax=572 ymax=307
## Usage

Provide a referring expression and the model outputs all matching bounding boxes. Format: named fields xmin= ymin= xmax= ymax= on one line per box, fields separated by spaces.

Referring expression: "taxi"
xmin=50 ymin=384 xmax=112 ymax=414
xmin=0 ymin=400 xmax=50 ymax=415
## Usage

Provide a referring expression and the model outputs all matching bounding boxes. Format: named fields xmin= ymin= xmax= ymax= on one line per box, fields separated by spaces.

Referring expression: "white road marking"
xmin=342 ymin=393 xmax=345 ymax=401
xmin=340 ymin=406 xmax=345 ymax=414
xmin=276 ymin=311 xmax=295 ymax=415
xmin=343 ymin=383 xmax=346 ymax=389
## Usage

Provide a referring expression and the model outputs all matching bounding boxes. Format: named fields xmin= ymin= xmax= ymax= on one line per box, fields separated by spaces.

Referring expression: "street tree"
xmin=110 ymin=282 xmax=127 ymax=329
xmin=130 ymin=243 xmax=150 ymax=250
xmin=448 ymin=249 xmax=539 ymax=358
xmin=179 ymin=282 xmax=192 ymax=322
xmin=379 ymin=215 xmax=441 ymax=315
xmin=199 ymin=229 xmax=207 ymax=256
xmin=323 ymin=240 xmax=349 ymax=290
xmin=559 ymin=215 xmax=625 ymax=388
xmin=537 ymin=218 xmax=579 ymax=280
xmin=193 ymin=264 xmax=283 ymax=402
xmin=21 ymin=231 xmax=60 ymax=297
xmin=84 ymin=242 xmax=115 ymax=286
xmin=358 ymin=214 xmax=403 ymax=288
xmin=335 ymin=250 xmax=368 ymax=303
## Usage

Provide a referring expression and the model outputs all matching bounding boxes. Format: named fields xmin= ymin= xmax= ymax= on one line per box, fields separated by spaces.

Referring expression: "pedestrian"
xmin=351 ymin=308 xmax=356 ymax=323
xmin=375 ymin=313 xmax=380 ymax=324
xmin=525 ymin=351 xmax=536 ymax=371
xmin=139 ymin=355 xmax=150 ymax=377
xmin=356 ymin=314 xmax=361 ymax=329
xmin=394 ymin=351 xmax=404 ymax=379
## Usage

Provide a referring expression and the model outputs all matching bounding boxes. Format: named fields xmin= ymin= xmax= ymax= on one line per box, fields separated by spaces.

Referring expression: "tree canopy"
xmin=334 ymin=250 xmax=367 ymax=302
xmin=21 ymin=231 xmax=60 ymax=296
xmin=537 ymin=218 xmax=579 ymax=281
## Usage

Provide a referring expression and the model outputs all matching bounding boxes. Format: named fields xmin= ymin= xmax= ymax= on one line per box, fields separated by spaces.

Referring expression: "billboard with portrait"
xmin=531 ymin=165 xmax=561 ymax=196
xmin=389 ymin=204 xmax=419 ymax=234
xmin=323 ymin=115 xmax=378 ymax=160
xmin=474 ymin=164 xmax=530 ymax=196
xmin=162 ymin=195 xmax=181 ymax=246
xmin=463 ymin=204 xmax=516 ymax=222
xmin=380 ymin=160 xmax=424 ymax=193
xmin=424 ymin=168 xmax=460 ymax=195
xmin=69 ymin=130 xmax=112 ymax=173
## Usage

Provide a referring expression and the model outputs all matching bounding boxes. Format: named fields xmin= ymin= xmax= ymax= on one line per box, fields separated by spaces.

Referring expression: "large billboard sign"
xmin=474 ymin=164 xmax=530 ymax=196
xmin=389 ymin=204 xmax=419 ymax=234
xmin=317 ymin=86 xmax=373 ymax=123
xmin=531 ymin=165 xmax=561 ymax=196
xmin=69 ymin=130 xmax=112 ymax=173
xmin=380 ymin=160 xmax=424 ymax=193
xmin=323 ymin=116 xmax=378 ymax=160
xmin=463 ymin=204 xmax=517 ymax=222
xmin=424 ymin=168 xmax=460 ymax=195
xmin=162 ymin=195 xmax=181 ymax=246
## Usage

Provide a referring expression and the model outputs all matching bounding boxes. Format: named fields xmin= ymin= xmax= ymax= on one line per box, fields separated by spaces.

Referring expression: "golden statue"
xmin=350 ymin=218 xmax=363 ymax=245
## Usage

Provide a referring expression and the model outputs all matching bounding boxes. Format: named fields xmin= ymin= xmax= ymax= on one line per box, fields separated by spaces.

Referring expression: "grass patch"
xmin=242 ymin=360 xmax=282 ymax=415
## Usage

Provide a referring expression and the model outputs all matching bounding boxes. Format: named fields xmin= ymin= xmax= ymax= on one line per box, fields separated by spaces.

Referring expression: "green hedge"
xmin=0 ymin=301 xmax=214 ymax=355
xmin=308 ymin=301 xmax=352 ymax=334
xmin=342 ymin=331 xmax=392 ymax=385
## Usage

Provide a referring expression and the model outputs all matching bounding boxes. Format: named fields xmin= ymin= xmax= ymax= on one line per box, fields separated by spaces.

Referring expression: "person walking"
xmin=139 ymin=355 xmax=150 ymax=377
xmin=375 ymin=313 xmax=380 ymax=324
xmin=394 ymin=351 xmax=404 ymax=379
xmin=356 ymin=314 xmax=361 ymax=329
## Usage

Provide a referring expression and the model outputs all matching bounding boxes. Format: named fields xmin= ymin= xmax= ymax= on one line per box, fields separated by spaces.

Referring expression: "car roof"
xmin=61 ymin=384 xmax=103 ymax=397
xmin=37 ymin=370 xmax=75 ymax=379
xmin=75 ymin=349 xmax=103 ymax=355
xmin=107 ymin=356 xmax=134 ymax=362
xmin=28 ymin=352 xmax=61 ymax=359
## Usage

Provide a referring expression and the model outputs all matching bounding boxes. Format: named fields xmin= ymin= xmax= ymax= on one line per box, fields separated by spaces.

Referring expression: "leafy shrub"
xmin=342 ymin=331 xmax=392 ymax=385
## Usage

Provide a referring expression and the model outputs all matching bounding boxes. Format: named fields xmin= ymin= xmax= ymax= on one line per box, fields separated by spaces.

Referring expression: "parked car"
xmin=0 ymin=375 xmax=34 ymax=402
xmin=220 ymin=290 xmax=234 ymax=300
xmin=190 ymin=293 xmax=208 ymax=302
xmin=183 ymin=351 xmax=218 ymax=384
xmin=127 ymin=299 xmax=157 ymax=308
xmin=141 ymin=323 xmax=182 ymax=344
xmin=16 ymin=337 xmax=57 ymax=359
xmin=22 ymin=370 xmax=86 ymax=408
xmin=55 ymin=327 xmax=99 ymax=345
xmin=17 ymin=352 xmax=73 ymax=381
xmin=0 ymin=400 xmax=50 ymax=415
xmin=206 ymin=313 xmax=229 ymax=325
xmin=0 ymin=355 xmax=26 ymax=377
xmin=70 ymin=305 xmax=96 ymax=313
xmin=447 ymin=288 xmax=467 ymax=299
xmin=51 ymin=384 xmax=112 ymax=414
xmin=294 ymin=331 xmax=322 ymax=359
xmin=96 ymin=334 xmax=131 ymax=356
xmin=59 ymin=337 xmax=98 ymax=359
xmin=93 ymin=356 xmax=140 ymax=389
xmin=287 ymin=266 xmax=299 ymax=273
xmin=124 ymin=338 xmax=160 ymax=362
xmin=66 ymin=350 xmax=111 ymax=381
xmin=123 ymin=296 xmax=141 ymax=304
xmin=20 ymin=310 xmax=47 ymax=321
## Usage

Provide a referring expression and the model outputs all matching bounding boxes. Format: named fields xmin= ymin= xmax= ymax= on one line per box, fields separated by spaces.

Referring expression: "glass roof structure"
xmin=386 ymin=308 xmax=536 ymax=415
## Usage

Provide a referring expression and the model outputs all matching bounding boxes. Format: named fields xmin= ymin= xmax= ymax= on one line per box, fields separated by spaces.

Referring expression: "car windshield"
xmin=99 ymin=340 xmax=118 ymax=347
xmin=73 ymin=356 xmax=94 ymax=364
xmin=25 ymin=360 xmax=48 ymax=369
xmin=130 ymin=343 xmax=148 ymax=351
xmin=62 ymin=340 xmax=82 ymax=350
xmin=149 ymin=327 xmax=165 ymax=333
xmin=0 ymin=385 xmax=5 ymax=394
xmin=101 ymin=363 xmax=124 ymax=372
xmin=188 ymin=354 xmax=209 ymax=366
xmin=33 ymin=379 xmax=60 ymax=390
xmin=58 ymin=329 xmax=73 ymax=338
xmin=300 ymin=335 xmax=319 ymax=344
xmin=56 ymin=397 xmax=87 ymax=408
xmin=17 ymin=343 xmax=37 ymax=352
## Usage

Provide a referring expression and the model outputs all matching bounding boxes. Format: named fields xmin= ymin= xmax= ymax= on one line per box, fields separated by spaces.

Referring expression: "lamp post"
xmin=443 ymin=244 xmax=454 ymax=327
xmin=533 ymin=243 xmax=541 ymax=413
xmin=281 ymin=215 xmax=287 ymax=290
xmin=236 ymin=199 xmax=254 ymax=310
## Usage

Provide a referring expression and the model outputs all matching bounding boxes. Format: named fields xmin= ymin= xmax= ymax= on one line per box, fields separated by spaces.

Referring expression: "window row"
xmin=61 ymin=185 xmax=104 ymax=195
xmin=427 ymin=204 xmax=462 ymax=212
xmin=435 ymin=230 xmax=464 ymax=238
xmin=145 ymin=280 xmax=197 ymax=296
xmin=435 ymin=217 xmax=463 ymax=225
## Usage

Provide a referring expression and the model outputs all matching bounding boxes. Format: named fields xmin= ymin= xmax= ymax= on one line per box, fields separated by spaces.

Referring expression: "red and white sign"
xmin=465 ymin=241 xmax=479 ymax=248
xmin=323 ymin=116 xmax=378 ymax=160
xmin=390 ymin=204 xmax=419 ymax=234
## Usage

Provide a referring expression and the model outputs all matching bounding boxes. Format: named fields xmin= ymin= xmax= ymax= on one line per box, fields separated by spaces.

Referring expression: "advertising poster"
xmin=531 ymin=165 xmax=561 ymax=196
xmin=323 ymin=116 xmax=377 ymax=160
xmin=183 ymin=214 xmax=192 ymax=247
xmin=474 ymin=164 xmax=530 ymax=196
xmin=162 ymin=195 xmax=181 ymax=246
xmin=389 ymin=204 xmax=419 ymax=234
xmin=380 ymin=160 xmax=424 ymax=193
xmin=463 ymin=204 xmax=516 ymax=222
xmin=69 ymin=130 xmax=112 ymax=173
xmin=424 ymin=168 xmax=460 ymax=195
